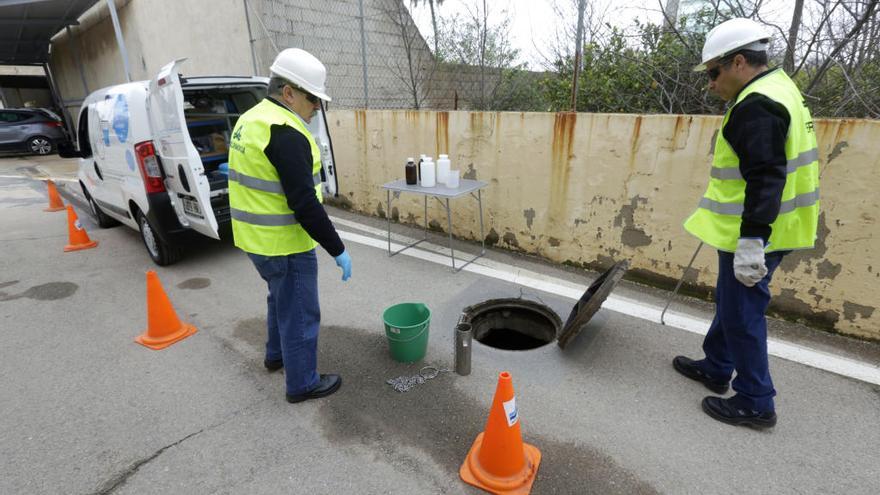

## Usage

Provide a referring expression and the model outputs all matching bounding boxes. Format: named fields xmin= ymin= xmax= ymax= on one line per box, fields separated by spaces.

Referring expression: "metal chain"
xmin=386 ymin=365 xmax=451 ymax=393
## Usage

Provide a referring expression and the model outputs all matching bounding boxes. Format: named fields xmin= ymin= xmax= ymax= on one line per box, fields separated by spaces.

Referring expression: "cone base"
xmin=44 ymin=206 xmax=65 ymax=212
xmin=459 ymin=432 xmax=542 ymax=495
xmin=135 ymin=323 xmax=197 ymax=350
xmin=64 ymin=240 xmax=98 ymax=252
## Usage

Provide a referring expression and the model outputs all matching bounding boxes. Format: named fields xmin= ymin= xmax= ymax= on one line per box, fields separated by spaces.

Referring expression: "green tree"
xmin=434 ymin=0 xmax=547 ymax=110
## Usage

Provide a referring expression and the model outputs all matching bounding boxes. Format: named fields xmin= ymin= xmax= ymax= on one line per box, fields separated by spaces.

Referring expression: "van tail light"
xmin=134 ymin=141 xmax=166 ymax=193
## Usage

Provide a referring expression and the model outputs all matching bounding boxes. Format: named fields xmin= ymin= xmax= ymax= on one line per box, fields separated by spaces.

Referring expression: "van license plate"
xmin=182 ymin=197 xmax=203 ymax=218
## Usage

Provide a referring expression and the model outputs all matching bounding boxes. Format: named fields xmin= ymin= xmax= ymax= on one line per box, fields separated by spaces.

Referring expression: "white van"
xmin=63 ymin=60 xmax=338 ymax=265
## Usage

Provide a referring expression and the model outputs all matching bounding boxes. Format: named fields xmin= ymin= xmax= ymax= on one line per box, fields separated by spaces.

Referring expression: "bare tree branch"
xmin=784 ymin=0 xmax=805 ymax=73
xmin=805 ymin=0 xmax=879 ymax=94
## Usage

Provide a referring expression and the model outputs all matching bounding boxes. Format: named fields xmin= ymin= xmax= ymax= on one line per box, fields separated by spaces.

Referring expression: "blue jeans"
xmin=699 ymin=250 xmax=787 ymax=413
xmin=248 ymin=250 xmax=320 ymax=396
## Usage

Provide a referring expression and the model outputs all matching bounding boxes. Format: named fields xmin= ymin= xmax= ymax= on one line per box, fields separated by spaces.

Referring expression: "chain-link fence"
xmin=243 ymin=0 xmax=526 ymax=111
xmin=242 ymin=0 xmax=880 ymax=117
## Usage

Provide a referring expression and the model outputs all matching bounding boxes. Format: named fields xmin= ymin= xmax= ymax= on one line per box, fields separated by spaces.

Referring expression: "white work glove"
xmin=733 ymin=237 xmax=767 ymax=287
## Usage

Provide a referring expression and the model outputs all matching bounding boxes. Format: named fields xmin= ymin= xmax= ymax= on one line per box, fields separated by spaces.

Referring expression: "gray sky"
xmin=406 ymin=1 xmax=794 ymax=70
xmin=406 ymin=0 xmax=667 ymax=69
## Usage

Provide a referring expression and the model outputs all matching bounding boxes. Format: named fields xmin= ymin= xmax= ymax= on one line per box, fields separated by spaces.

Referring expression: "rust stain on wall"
xmin=435 ymin=111 xmax=449 ymax=156
xmin=470 ymin=111 xmax=483 ymax=130
xmin=670 ymin=115 xmax=692 ymax=149
xmin=832 ymin=119 xmax=854 ymax=144
xmin=631 ymin=116 xmax=642 ymax=153
xmin=355 ymin=110 xmax=367 ymax=137
xmin=550 ymin=112 xmax=577 ymax=215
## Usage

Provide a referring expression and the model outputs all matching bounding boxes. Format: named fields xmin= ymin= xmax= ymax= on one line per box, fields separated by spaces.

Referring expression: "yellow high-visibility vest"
xmin=684 ymin=69 xmax=819 ymax=252
xmin=228 ymin=98 xmax=323 ymax=256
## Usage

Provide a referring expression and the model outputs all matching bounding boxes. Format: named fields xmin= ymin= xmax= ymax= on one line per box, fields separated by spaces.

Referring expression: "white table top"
xmin=382 ymin=178 xmax=488 ymax=198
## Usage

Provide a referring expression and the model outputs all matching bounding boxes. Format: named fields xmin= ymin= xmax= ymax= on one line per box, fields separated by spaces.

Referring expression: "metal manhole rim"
xmin=460 ymin=297 xmax=562 ymax=350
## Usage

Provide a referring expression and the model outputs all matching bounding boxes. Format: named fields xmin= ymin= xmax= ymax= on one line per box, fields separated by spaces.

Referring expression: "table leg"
xmin=387 ymin=189 xmax=392 ymax=255
xmin=387 ymin=191 xmax=429 ymax=257
xmin=478 ymin=189 xmax=485 ymax=255
xmin=445 ymin=197 xmax=455 ymax=271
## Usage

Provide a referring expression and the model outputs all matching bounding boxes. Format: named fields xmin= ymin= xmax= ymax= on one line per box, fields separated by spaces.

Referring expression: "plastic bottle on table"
xmin=436 ymin=154 xmax=451 ymax=185
xmin=420 ymin=158 xmax=436 ymax=187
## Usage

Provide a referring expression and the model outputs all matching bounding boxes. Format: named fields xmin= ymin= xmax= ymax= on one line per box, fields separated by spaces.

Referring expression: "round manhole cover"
xmin=557 ymin=260 xmax=629 ymax=349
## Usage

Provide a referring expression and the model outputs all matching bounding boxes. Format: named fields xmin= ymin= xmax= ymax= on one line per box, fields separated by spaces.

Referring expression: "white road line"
xmin=333 ymin=216 xmax=880 ymax=386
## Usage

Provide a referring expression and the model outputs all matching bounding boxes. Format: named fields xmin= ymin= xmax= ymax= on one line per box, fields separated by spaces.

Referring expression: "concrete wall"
xmin=326 ymin=110 xmax=880 ymax=341
xmin=249 ymin=0 xmax=442 ymax=109
xmin=48 ymin=0 xmax=254 ymax=119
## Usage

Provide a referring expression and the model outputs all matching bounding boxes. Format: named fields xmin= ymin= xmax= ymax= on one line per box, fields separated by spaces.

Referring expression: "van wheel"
xmin=88 ymin=195 xmax=119 ymax=228
xmin=27 ymin=136 xmax=54 ymax=155
xmin=137 ymin=212 xmax=181 ymax=266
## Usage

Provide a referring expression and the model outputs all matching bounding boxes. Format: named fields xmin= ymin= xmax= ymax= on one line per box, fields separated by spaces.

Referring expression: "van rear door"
xmin=306 ymin=104 xmax=338 ymax=197
xmin=147 ymin=59 xmax=219 ymax=239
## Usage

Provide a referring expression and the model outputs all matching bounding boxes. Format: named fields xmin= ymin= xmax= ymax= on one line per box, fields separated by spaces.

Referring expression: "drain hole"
xmin=463 ymin=299 xmax=561 ymax=351
xmin=478 ymin=327 xmax=553 ymax=350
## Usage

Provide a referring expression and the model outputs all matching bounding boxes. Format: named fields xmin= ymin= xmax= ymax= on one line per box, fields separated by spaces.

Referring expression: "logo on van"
xmin=112 ymin=94 xmax=130 ymax=143
xmin=125 ymin=149 xmax=136 ymax=171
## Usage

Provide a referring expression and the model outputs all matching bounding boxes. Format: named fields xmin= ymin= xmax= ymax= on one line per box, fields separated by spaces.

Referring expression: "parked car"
xmin=61 ymin=59 xmax=338 ymax=265
xmin=0 ymin=108 xmax=69 ymax=155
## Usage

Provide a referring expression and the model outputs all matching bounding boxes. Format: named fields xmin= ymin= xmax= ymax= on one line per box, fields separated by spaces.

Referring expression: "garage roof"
xmin=0 ymin=0 xmax=99 ymax=65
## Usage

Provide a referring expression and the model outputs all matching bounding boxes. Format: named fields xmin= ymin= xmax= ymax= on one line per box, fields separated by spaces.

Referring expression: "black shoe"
xmin=702 ymin=396 xmax=777 ymax=428
xmin=286 ymin=374 xmax=342 ymax=403
xmin=673 ymin=356 xmax=730 ymax=394
xmin=264 ymin=358 xmax=283 ymax=372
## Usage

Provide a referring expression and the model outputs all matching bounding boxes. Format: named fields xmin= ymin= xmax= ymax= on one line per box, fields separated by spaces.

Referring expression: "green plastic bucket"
xmin=382 ymin=302 xmax=431 ymax=362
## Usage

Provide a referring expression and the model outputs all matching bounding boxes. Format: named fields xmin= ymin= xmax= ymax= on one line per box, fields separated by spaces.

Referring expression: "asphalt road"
xmin=1 ymin=156 xmax=879 ymax=494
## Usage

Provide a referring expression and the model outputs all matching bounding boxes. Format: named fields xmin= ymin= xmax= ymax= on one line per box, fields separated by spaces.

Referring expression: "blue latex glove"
xmin=334 ymin=250 xmax=352 ymax=282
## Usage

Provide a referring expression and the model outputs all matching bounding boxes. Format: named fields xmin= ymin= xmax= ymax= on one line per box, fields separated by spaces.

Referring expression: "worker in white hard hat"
xmin=673 ymin=18 xmax=820 ymax=428
xmin=228 ymin=47 xmax=350 ymax=403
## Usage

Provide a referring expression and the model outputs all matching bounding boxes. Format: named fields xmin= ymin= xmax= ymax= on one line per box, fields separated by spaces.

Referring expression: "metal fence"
xmin=243 ymin=0 xmax=525 ymax=111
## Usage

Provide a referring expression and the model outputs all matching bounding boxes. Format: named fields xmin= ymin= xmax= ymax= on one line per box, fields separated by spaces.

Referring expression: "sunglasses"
xmin=287 ymin=84 xmax=320 ymax=104
xmin=706 ymin=56 xmax=735 ymax=81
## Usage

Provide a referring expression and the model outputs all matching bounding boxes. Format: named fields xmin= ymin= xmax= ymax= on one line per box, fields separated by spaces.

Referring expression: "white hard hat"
xmin=694 ymin=18 xmax=771 ymax=71
xmin=270 ymin=48 xmax=331 ymax=101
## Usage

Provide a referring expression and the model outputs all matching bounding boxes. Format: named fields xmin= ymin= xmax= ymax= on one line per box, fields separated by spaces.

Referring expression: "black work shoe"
xmin=264 ymin=358 xmax=283 ymax=372
xmin=286 ymin=374 xmax=342 ymax=403
xmin=702 ymin=396 xmax=777 ymax=428
xmin=673 ymin=356 xmax=730 ymax=394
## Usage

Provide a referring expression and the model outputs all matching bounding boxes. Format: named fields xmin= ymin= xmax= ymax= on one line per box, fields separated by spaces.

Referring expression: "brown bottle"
xmin=405 ymin=157 xmax=417 ymax=185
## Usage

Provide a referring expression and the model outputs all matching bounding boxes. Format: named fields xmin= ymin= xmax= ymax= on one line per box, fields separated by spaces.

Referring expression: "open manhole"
xmin=460 ymin=261 xmax=629 ymax=351
xmin=462 ymin=298 xmax=561 ymax=350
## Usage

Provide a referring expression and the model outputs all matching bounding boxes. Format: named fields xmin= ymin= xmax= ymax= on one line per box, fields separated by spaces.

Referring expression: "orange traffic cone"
xmin=63 ymin=205 xmax=98 ymax=252
xmin=135 ymin=271 xmax=197 ymax=350
xmin=44 ymin=180 xmax=65 ymax=211
xmin=460 ymin=371 xmax=541 ymax=494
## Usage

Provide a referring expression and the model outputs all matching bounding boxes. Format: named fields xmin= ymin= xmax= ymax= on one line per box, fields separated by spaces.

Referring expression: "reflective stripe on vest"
xmin=683 ymin=69 xmax=820 ymax=253
xmin=228 ymin=168 xmax=322 ymax=193
xmin=709 ymin=148 xmax=819 ymax=180
xmin=227 ymin=98 xmax=324 ymax=256
xmin=230 ymin=208 xmax=298 ymax=226
xmin=698 ymin=188 xmax=819 ymax=216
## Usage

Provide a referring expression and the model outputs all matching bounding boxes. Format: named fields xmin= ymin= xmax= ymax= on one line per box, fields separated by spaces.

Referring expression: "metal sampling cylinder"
xmin=455 ymin=322 xmax=472 ymax=376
